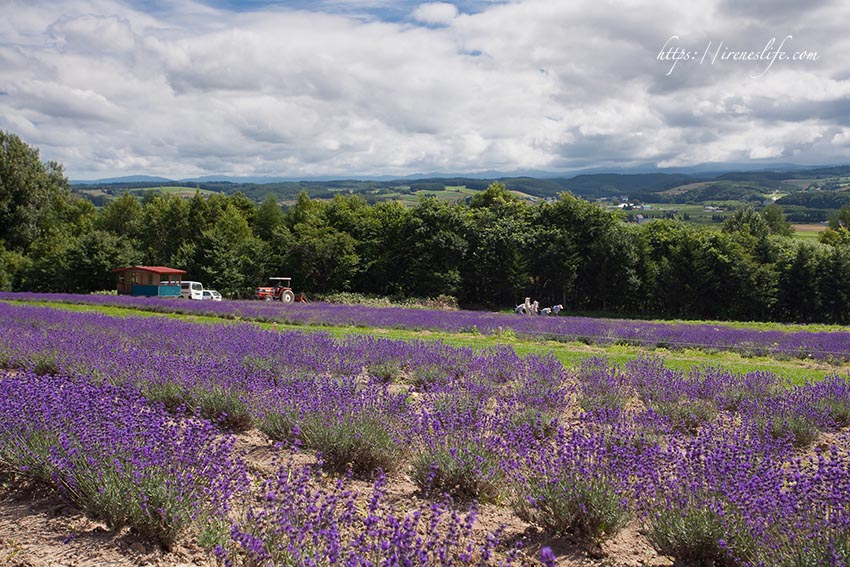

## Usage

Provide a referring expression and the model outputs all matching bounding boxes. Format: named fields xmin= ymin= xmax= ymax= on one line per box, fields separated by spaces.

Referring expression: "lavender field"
xmin=1 ymin=301 xmax=850 ymax=566
xmin=4 ymin=292 xmax=850 ymax=362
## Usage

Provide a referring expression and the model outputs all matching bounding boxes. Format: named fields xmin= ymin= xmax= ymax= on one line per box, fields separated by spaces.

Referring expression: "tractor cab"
xmin=254 ymin=277 xmax=295 ymax=303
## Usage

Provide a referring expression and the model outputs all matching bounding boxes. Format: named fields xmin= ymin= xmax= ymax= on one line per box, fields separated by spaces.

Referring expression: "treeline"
xmin=778 ymin=191 xmax=850 ymax=209
xmin=4 ymin=131 xmax=850 ymax=323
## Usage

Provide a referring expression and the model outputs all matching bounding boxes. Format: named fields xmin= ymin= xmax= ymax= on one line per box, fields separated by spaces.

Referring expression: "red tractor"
xmin=254 ymin=277 xmax=296 ymax=303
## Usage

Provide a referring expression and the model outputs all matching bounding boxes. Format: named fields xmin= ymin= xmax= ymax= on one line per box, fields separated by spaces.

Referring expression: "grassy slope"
xmin=8 ymin=300 xmax=846 ymax=385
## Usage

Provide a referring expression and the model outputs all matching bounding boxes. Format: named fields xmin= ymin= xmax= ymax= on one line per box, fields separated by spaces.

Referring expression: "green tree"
xmin=63 ymin=230 xmax=144 ymax=293
xmin=255 ymin=224 xmax=294 ymax=282
xmin=828 ymin=204 xmax=850 ymax=230
xmin=20 ymin=233 xmax=72 ymax=292
xmin=722 ymin=205 xmax=778 ymax=265
xmin=643 ymin=221 xmax=705 ymax=317
xmin=97 ymin=192 xmax=143 ymax=238
xmin=818 ymin=245 xmax=850 ymax=323
xmin=287 ymin=191 xmax=325 ymax=228
xmin=254 ymin=194 xmax=286 ymax=241
xmin=723 ymin=206 xmax=770 ymax=238
xmin=228 ymin=192 xmax=256 ymax=227
xmin=187 ymin=191 xmax=212 ymax=233
xmin=534 ymin=194 xmax=642 ymax=311
xmin=0 ymin=243 xmax=27 ymax=290
xmin=0 ymin=131 xmax=84 ymax=251
xmin=468 ymin=181 xmax=519 ymax=210
xmin=762 ymin=203 xmax=794 ymax=237
xmin=819 ymin=205 xmax=850 ymax=246
xmin=464 ymin=183 xmax=532 ymax=307
xmin=278 ymin=192 xmax=361 ymax=294
xmin=527 ymin=226 xmax=578 ymax=309
xmin=203 ymin=193 xmax=231 ymax=228
xmin=350 ymin=200 xmax=411 ymax=296
xmin=774 ymin=241 xmax=824 ymax=322
xmin=288 ymin=224 xmax=359 ymax=293
xmin=324 ymin=194 xmax=371 ymax=236
xmin=398 ymin=197 xmax=469 ymax=298
xmin=62 ymin=196 xmax=97 ymax=237
xmin=139 ymin=193 xmax=191 ymax=264
xmin=178 ymin=204 xmax=255 ymax=297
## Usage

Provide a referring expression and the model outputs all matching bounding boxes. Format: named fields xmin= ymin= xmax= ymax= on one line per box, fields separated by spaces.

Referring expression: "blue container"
xmin=132 ymin=284 xmax=181 ymax=297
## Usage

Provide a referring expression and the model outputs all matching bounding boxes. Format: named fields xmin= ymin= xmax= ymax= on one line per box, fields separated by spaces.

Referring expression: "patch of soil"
xmin=231 ymin=427 xmax=317 ymax=476
xmin=603 ymin=522 xmax=670 ymax=567
xmin=0 ymin=487 xmax=216 ymax=567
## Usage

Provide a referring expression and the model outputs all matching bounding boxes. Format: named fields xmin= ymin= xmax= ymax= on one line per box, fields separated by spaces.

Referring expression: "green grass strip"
xmin=4 ymin=299 xmax=846 ymax=385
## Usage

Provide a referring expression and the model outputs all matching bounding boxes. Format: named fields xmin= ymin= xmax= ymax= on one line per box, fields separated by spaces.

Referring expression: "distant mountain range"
xmin=71 ymin=162 xmax=844 ymax=186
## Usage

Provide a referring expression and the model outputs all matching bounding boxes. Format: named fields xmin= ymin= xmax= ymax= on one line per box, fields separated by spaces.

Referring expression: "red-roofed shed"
xmin=112 ymin=266 xmax=187 ymax=297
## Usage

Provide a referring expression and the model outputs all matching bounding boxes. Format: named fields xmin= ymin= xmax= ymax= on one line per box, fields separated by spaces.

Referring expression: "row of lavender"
xmin=1 ymin=302 xmax=850 ymax=565
xmin=4 ymin=291 xmax=850 ymax=362
xmin=0 ymin=371 xmax=511 ymax=565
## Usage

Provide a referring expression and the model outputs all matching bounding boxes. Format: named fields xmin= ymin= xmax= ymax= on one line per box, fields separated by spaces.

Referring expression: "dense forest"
xmin=4 ymin=131 xmax=850 ymax=323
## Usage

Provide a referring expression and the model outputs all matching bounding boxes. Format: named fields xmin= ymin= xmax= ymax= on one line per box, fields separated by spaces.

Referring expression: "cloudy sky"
xmin=1 ymin=0 xmax=848 ymax=180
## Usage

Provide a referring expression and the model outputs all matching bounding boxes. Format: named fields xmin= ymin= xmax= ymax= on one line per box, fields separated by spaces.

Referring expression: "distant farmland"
xmin=131 ymin=186 xmax=217 ymax=196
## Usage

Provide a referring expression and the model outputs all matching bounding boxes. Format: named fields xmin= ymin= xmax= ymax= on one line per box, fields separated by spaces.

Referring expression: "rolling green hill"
xmin=71 ymin=167 xmax=850 ymax=225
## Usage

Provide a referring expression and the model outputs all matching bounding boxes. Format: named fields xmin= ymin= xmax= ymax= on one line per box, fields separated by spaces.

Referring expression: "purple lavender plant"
xmin=2 ymin=299 xmax=850 ymax=564
xmin=6 ymin=291 xmax=850 ymax=362
xmin=0 ymin=370 xmax=248 ymax=549
xmin=222 ymin=461 xmax=520 ymax=566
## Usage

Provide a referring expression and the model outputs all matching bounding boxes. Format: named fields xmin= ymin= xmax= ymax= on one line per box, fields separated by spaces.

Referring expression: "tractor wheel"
xmin=281 ymin=290 xmax=295 ymax=304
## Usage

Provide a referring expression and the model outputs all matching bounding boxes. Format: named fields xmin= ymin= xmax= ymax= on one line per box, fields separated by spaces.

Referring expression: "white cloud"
xmin=48 ymin=14 xmax=137 ymax=54
xmin=411 ymin=2 xmax=459 ymax=25
xmin=835 ymin=129 xmax=850 ymax=146
xmin=0 ymin=0 xmax=848 ymax=179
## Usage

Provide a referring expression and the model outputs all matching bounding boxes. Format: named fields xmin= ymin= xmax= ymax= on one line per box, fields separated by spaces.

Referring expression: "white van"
xmin=180 ymin=281 xmax=204 ymax=300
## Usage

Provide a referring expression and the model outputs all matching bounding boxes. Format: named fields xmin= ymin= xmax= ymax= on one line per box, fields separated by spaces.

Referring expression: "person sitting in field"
xmin=540 ymin=307 xmax=552 ymax=316
xmin=531 ymin=300 xmax=539 ymax=315
xmin=552 ymin=304 xmax=563 ymax=315
xmin=515 ymin=304 xmax=527 ymax=315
